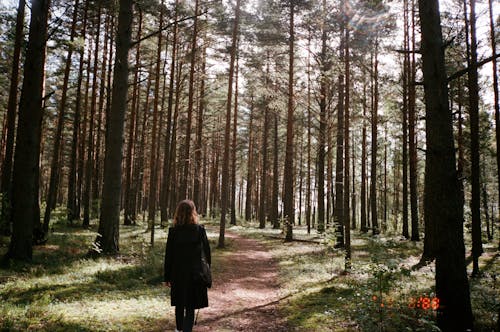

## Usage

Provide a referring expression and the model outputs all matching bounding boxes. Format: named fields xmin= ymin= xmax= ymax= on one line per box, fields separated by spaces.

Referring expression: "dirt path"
xmin=194 ymin=230 xmax=289 ymax=332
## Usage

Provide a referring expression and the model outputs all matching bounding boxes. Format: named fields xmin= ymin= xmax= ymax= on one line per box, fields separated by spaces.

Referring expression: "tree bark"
xmin=231 ymin=51 xmax=240 ymax=225
xmin=219 ymin=0 xmax=240 ymax=248
xmin=418 ymin=0 xmax=473 ymax=328
xmin=245 ymin=97 xmax=255 ymax=221
xmin=160 ymin=0 xmax=178 ymax=222
xmin=371 ymin=40 xmax=379 ymax=235
xmin=488 ymin=0 xmax=500 ymax=250
xmin=343 ymin=20 xmax=351 ymax=270
xmin=409 ymin=0 xmax=419 ymax=241
xmin=1 ymin=0 xmax=25 ymax=235
xmin=466 ymin=0 xmax=483 ymax=276
xmin=124 ymin=8 xmax=142 ymax=226
xmin=334 ymin=74 xmax=345 ymax=246
xmin=360 ymin=70 xmax=368 ymax=233
xmin=6 ymin=0 xmax=50 ymax=261
xmin=148 ymin=0 xmax=165 ymax=245
xmin=283 ymin=0 xmax=295 ymax=242
xmin=83 ymin=8 xmax=102 ymax=227
xmin=93 ymin=0 xmax=133 ymax=254
xmin=179 ymin=0 xmax=200 ymax=200
xmin=42 ymin=0 xmax=80 ymax=233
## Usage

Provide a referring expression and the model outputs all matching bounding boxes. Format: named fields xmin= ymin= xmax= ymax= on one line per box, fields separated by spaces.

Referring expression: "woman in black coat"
xmin=164 ymin=200 xmax=211 ymax=332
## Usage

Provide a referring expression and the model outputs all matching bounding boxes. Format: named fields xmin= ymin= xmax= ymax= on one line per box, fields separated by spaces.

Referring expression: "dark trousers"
xmin=175 ymin=306 xmax=195 ymax=332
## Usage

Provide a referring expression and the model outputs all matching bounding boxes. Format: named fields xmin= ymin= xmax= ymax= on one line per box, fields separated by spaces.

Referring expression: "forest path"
xmin=194 ymin=229 xmax=289 ymax=332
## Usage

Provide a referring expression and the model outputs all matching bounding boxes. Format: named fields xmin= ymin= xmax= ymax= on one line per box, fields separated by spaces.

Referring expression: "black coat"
xmin=164 ymin=224 xmax=211 ymax=309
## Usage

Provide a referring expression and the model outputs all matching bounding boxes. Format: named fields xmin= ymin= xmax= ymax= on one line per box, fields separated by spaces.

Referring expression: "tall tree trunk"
xmin=68 ymin=1 xmax=89 ymax=222
xmin=5 ymin=0 xmax=50 ymax=261
xmin=466 ymin=0 xmax=483 ymax=276
xmin=42 ymin=0 xmax=80 ymax=233
xmin=488 ymin=0 xmax=500 ymax=250
xmin=409 ymin=0 xmax=419 ymax=241
xmin=1 ymin=0 xmax=25 ymax=235
xmin=272 ymin=111 xmax=280 ymax=229
xmin=371 ymin=40 xmax=379 ymax=235
xmin=180 ymin=0 xmax=200 ymax=199
xmin=93 ymin=0 xmax=133 ymax=254
xmin=317 ymin=0 xmax=328 ymax=234
xmin=160 ymin=0 xmax=178 ymax=222
xmin=194 ymin=44 xmax=207 ymax=215
xmin=402 ymin=0 xmax=410 ymax=238
xmin=92 ymin=13 xmax=112 ymax=218
xmin=283 ymin=1 xmax=296 ymax=242
xmin=245 ymin=96 xmax=255 ymax=221
xmin=148 ymin=0 xmax=165 ymax=245
xmin=343 ymin=20 xmax=351 ymax=270
xmin=219 ymin=0 xmax=240 ymax=248
xmin=231 ymin=52 xmax=240 ymax=225
xmin=306 ymin=29 xmax=312 ymax=234
xmin=383 ymin=125 xmax=388 ymax=232
xmin=259 ymin=59 xmax=270 ymax=229
xmin=124 ymin=8 xmax=142 ymax=226
xmin=360 ymin=71 xmax=368 ymax=233
xmin=418 ymin=0 xmax=473 ymax=328
xmin=83 ymin=8 xmax=102 ymax=227
xmin=334 ymin=74 xmax=345 ymax=247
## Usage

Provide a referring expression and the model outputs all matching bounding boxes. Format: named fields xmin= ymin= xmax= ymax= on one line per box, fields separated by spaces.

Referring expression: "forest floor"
xmin=0 ymin=213 xmax=498 ymax=331
xmin=194 ymin=229 xmax=289 ymax=332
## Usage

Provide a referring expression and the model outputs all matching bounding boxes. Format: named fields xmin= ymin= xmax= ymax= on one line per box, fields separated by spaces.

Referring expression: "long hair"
xmin=173 ymin=200 xmax=198 ymax=226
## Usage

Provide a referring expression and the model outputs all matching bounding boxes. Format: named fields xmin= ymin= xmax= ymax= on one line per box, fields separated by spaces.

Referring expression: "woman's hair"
xmin=173 ymin=200 xmax=198 ymax=226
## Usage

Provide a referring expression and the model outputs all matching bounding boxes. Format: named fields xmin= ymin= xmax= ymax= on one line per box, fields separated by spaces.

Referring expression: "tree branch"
xmin=130 ymin=11 xmax=207 ymax=47
xmin=447 ymin=53 xmax=500 ymax=82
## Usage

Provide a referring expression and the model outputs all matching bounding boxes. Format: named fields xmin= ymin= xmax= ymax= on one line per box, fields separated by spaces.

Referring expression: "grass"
xmin=226 ymin=220 xmax=499 ymax=331
xmin=0 ymin=218 xmax=224 ymax=332
xmin=0 ymin=215 xmax=498 ymax=331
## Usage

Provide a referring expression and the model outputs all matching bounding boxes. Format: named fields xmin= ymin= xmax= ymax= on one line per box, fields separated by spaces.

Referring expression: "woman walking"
xmin=164 ymin=200 xmax=211 ymax=332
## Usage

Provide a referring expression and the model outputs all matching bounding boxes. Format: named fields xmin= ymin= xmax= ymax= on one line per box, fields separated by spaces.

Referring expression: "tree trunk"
xmin=180 ymin=0 xmax=200 ymax=200
xmin=231 ymin=51 xmax=240 ymax=225
xmin=1 ymin=0 xmax=25 ymax=235
xmin=124 ymin=8 xmax=142 ymax=226
xmin=148 ymin=0 xmax=165 ymax=245
xmin=194 ymin=43 xmax=207 ymax=215
xmin=93 ymin=0 xmax=133 ymax=255
xmin=371 ymin=40 xmax=379 ymax=235
xmin=68 ymin=1 xmax=89 ymax=223
xmin=42 ymin=0 xmax=80 ymax=233
xmin=283 ymin=1 xmax=295 ymax=242
xmin=245 ymin=96 xmax=255 ymax=221
xmin=259 ymin=60 xmax=270 ymax=229
xmin=83 ymin=8 xmax=102 ymax=227
xmin=488 ymin=0 xmax=500 ymax=250
xmin=360 ymin=71 xmax=368 ymax=233
xmin=5 ymin=0 xmax=50 ymax=261
xmin=465 ymin=0 xmax=483 ymax=276
xmin=160 ymin=0 xmax=178 ymax=222
xmin=334 ymin=74 xmax=345 ymax=247
xmin=219 ymin=0 xmax=240 ymax=248
xmin=317 ymin=0 xmax=328 ymax=234
xmin=272 ymin=111 xmax=280 ymax=229
xmin=306 ymin=29 xmax=312 ymax=234
xmin=418 ymin=0 xmax=473 ymax=328
xmin=402 ymin=0 xmax=410 ymax=238
xmin=343 ymin=20 xmax=351 ymax=270
xmin=409 ymin=0 xmax=419 ymax=241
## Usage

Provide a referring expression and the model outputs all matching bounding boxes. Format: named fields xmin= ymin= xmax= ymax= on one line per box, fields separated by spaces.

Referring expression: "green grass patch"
xmin=0 ymin=219 xmax=222 ymax=331
xmin=229 ymin=222 xmax=499 ymax=331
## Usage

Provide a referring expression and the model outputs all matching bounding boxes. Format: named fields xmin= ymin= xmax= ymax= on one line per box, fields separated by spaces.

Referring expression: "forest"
xmin=0 ymin=0 xmax=498 ymax=330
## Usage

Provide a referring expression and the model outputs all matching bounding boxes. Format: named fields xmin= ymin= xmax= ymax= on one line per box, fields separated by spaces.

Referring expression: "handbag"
xmin=200 ymin=243 xmax=212 ymax=288
xmin=197 ymin=228 xmax=212 ymax=288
